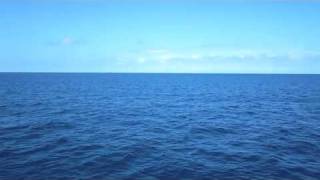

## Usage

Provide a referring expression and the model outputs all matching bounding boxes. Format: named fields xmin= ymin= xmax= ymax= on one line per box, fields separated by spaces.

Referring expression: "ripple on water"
xmin=1 ymin=74 xmax=320 ymax=179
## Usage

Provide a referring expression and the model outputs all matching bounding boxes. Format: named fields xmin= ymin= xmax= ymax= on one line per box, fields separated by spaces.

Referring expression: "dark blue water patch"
xmin=0 ymin=73 xmax=320 ymax=180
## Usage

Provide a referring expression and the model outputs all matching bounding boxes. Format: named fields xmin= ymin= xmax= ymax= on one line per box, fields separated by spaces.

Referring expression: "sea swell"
xmin=0 ymin=73 xmax=320 ymax=180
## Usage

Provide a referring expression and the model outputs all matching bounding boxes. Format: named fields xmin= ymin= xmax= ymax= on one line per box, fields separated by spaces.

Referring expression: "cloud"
xmin=47 ymin=36 xmax=81 ymax=47
xmin=112 ymin=47 xmax=320 ymax=73
xmin=62 ymin=37 xmax=74 ymax=45
xmin=117 ymin=48 xmax=320 ymax=65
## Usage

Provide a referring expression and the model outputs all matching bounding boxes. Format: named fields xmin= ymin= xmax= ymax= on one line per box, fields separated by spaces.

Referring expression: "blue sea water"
xmin=0 ymin=73 xmax=320 ymax=180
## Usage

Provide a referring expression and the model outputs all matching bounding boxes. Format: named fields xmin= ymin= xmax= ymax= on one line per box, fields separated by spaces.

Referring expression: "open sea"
xmin=0 ymin=73 xmax=319 ymax=180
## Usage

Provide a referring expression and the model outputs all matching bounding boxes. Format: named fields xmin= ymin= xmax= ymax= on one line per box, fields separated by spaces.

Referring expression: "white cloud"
xmin=116 ymin=48 xmax=320 ymax=68
xmin=62 ymin=37 xmax=74 ymax=45
xmin=131 ymin=49 xmax=320 ymax=63
xmin=137 ymin=57 xmax=146 ymax=63
xmin=47 ymin=36 xmax=80 ymax=47
xmin=113 ymin=48 xmax=320 ymax=73
xmin=147 ymin=49 xmax=169 ymax=54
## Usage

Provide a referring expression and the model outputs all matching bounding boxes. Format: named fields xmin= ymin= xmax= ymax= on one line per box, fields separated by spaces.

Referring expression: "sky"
xmin=0 ymin=0 xmax=320 ymax=73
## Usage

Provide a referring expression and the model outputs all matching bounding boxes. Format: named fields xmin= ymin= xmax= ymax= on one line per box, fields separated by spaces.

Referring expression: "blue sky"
xmin=1 ymin=0 xmax=320 ymax=73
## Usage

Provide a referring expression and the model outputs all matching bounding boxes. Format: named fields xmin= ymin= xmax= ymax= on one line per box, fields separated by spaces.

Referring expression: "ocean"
xmin=0 ymin=73 xmax=319 ymax=180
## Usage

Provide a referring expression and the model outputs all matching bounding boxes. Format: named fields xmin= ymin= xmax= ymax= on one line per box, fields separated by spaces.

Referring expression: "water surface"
xmin=0 ymin=73 xmax=320 ymax=179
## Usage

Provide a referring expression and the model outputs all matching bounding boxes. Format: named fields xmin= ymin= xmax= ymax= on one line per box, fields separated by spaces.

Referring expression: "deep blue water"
xmin=0 ymin=73 xmax=320 ymax=180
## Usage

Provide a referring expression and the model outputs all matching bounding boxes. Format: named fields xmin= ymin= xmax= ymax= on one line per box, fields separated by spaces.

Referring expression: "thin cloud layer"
xmin=47 ymin=37 xmax=80 ymax=47
xmin=119 ymin=48 xmax=320 ymax=64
